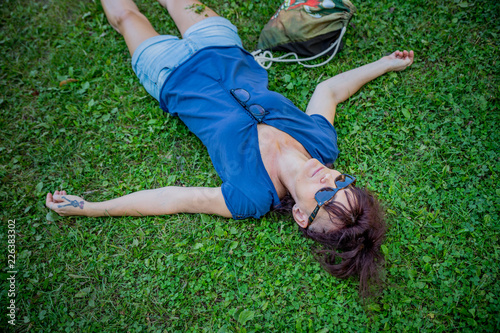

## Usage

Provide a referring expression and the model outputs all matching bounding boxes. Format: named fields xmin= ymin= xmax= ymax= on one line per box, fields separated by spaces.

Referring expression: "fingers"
xmin=46 ymin=192 xmax=61 ymax=211
xmin=401 ymin=50 xmax=414 ymax=66
xmin=409 ymin=50 xmax=415 ymax=63
xmin=401 ymin=50 xmax=413 ymax=60
xmin=386 ymin=49 xmax=415 ymax=72
xmin=46 ymin=190 xmax=69 ymax=209
xmin=393 ymin=50 xmax=414 ymax=60
xmin=52 ymin=190 xmax=68 ymax=201
xmin=52 ymin=194 xmax=64 ymax=203
xmin=46 ymin=193 xmax=54 ymax=209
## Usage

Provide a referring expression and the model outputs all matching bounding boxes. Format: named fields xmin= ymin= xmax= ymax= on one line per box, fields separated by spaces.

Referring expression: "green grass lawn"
xmin=1 ymin=0 xmax=499 ymax=331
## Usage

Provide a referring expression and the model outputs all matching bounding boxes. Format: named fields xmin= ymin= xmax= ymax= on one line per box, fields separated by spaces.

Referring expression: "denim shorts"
xmin=131 ymin=17 xmax=242 ymax=101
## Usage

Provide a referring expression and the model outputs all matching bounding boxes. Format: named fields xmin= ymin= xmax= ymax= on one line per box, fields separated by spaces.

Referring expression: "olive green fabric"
xmin=257 ymin=0 xmax=356 ymax=55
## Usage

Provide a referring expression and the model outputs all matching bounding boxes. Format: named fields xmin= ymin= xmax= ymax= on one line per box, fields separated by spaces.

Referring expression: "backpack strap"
xmin=251 ymin=26 xmax=346 ymax=69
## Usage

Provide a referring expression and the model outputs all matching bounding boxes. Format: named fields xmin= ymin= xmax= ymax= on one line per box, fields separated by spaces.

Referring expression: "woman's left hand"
xmin=46 ymin=190 xmax=87 ymax=216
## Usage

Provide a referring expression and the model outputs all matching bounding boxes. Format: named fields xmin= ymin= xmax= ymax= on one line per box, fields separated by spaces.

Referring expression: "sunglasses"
xmin=307 ymin=174 xmax=356 ymax=227
xmin=231 ymin=88 xmax=269 ymax=123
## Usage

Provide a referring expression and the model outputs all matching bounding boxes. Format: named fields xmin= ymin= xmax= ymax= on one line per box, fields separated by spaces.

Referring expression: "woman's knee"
xmin=112 ymin=8 xmax=148 ymax=34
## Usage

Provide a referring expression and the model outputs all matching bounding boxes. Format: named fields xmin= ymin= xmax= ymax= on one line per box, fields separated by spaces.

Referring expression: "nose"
xmin=320 ymin=171 xmax=340 ymax=185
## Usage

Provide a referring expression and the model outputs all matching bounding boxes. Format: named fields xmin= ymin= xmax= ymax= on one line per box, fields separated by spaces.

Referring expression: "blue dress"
xmin=160 ymin=46 xmax=339 ymax=219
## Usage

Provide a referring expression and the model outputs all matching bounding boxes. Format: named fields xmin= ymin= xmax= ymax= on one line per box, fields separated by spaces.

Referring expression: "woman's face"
xmin=293 ymin=159 xmax=351 ymax=232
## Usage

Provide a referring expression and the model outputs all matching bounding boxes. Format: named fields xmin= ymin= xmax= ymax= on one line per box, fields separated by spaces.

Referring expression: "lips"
xmin=312 ymin=166 xmax=323 ymax=178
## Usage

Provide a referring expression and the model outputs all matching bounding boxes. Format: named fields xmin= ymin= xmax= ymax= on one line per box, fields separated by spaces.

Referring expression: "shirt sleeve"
xmin=221 ymin=182 xmax=271 ymax=220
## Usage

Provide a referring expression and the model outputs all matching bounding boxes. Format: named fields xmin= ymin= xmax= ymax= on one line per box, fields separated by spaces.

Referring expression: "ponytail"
xmin=300 ymin=187 xmax=387 ymax=297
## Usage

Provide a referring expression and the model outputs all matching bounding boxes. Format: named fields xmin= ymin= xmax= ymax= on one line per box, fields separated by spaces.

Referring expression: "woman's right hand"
xmin=383 ymin=50 xmax=415 ymax=72
xmin=46 ymin=190 xmax=87 ymax=216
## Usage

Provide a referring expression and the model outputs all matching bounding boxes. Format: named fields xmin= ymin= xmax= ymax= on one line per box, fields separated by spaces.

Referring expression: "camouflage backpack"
xmin=252 ymin=0 xmax=356 ymax=68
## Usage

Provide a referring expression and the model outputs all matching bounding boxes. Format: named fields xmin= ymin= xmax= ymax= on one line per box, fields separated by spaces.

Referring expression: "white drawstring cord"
xmin=251 ymin=26 xmax=347 ymax=69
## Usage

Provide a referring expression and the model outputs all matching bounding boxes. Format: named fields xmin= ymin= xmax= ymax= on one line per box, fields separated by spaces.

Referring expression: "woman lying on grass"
xmin=46 ymin=0 xmax=414 ymax=295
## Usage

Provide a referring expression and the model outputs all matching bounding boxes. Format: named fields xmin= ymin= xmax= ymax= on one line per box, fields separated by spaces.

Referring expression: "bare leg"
xmin=101 ymin=0 xmax=160 ymax=56
xmin=157 ymin=0 xmax=219 ymax=37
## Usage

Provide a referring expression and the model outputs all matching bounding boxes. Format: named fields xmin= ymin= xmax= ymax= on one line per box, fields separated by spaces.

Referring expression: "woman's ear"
xmin=292 ymin=204 xmax=309 ymax=229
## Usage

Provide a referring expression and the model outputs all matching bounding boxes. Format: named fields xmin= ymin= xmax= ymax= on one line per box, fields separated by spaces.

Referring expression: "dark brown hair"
xmin=274 ymin=186 xmax=387 ymax=297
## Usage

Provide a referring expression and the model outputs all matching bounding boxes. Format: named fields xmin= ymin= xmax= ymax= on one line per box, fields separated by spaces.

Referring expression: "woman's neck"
xmin=257 ymin=124 xmax=310 ymax=200
xmin=275 ymin=147 xmax=308 ymax=200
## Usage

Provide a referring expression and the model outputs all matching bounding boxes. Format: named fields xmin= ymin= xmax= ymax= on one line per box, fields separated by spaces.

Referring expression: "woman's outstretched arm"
xmin=306 ymin=50 xmax=414 ymax=124
xmin=46 ymin=187 xmax=232 ymax=218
